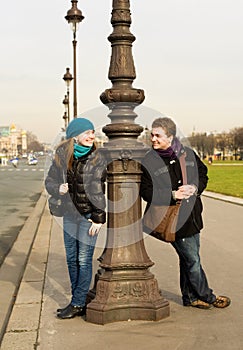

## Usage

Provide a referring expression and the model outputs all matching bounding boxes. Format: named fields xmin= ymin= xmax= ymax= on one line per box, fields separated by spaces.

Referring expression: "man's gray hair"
xmin=152 ymin=117 xmax=177 ymax=137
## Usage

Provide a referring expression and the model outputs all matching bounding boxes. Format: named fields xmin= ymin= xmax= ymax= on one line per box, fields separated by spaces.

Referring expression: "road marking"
xmin=0 ymin=168 xmax=44 ymax=172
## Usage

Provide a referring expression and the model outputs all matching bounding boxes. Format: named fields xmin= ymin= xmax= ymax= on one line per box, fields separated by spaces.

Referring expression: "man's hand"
xmin=175 ymin=185 xmax=197 ymax=200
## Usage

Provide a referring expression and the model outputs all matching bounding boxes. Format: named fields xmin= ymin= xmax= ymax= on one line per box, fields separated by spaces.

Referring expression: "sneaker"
xmin=212 ymin=296 xmax=231 ymax=308
xmin=186 ymin=299 xmax=214 ymax=309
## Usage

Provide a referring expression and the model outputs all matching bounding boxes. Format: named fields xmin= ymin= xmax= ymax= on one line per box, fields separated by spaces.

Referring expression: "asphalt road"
xmin=0 ymin=157 xmax=46 ymax=266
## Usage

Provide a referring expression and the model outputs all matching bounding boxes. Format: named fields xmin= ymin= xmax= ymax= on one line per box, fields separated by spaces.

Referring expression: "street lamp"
xmin=63 ymin=67 xmax=73 ymax=123
xmin=65 ymin=0 xmax=84 ymax=118
xmin=86 ymin=0 xmax=170 ymax=324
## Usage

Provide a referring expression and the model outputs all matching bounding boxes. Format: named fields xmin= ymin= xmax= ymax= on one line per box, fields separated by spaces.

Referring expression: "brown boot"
xmin=189 ymin=300 xmax=213 ymax=309
xmin=212 ymin=296 xmax=231 ymax=308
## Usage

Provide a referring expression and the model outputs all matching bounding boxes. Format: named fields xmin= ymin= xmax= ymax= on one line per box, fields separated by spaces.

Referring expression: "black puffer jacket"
xmin=140 ymin=146 xmax=208 ymax=240
xmin=45 ymin=144 xmax=106 ymax=224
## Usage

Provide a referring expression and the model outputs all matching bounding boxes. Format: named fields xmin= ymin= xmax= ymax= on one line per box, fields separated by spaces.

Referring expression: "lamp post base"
xmin=86 ymin=267 xmax=170 ymax=325
xmin=85 ymin=154 xmax=170 ymax=325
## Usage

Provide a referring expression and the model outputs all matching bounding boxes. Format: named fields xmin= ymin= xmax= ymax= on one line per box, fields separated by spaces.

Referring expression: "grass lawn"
xmin=204 ymin=161 xmax=243 ymax=198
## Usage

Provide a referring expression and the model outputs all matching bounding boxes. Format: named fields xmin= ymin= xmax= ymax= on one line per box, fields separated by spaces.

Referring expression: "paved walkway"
xmin=0 ymin=191 xmax=243 ymax=350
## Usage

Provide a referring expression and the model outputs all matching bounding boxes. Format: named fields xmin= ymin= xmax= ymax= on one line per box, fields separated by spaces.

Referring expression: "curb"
xmin=0 ymin=191 xmax=47 ymax=347
xmin=203 ymin=191 xmax=243 ymax=206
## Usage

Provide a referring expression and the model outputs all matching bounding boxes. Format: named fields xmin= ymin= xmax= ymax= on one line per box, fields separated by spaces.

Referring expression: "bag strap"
xmin=179 ymin=152 xmax=187 ymax=185
xmin=60 ymin=168 xmax=66 ymax=184
xmin=62 ymin=169 xmax=66 ymax=183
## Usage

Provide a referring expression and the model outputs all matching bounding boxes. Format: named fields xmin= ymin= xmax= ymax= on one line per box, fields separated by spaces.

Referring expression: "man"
xmin=140 ymin=117 xmax=230 ymax=309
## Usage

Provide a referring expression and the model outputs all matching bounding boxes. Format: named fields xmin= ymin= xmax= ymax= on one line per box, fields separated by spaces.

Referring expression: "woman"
xmin=140 ymin=117 xmax=230 ymax=309
xmin=45 ymin=117 xmax=106 ymax=319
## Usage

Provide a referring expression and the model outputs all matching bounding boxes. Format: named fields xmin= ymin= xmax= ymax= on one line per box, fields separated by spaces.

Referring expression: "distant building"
xmin=0 ymin=123 xmax=27 ymax=158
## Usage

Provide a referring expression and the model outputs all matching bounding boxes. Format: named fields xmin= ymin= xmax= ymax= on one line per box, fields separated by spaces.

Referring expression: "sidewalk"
xmin=0 ymin=191 xmax=243 ymax=350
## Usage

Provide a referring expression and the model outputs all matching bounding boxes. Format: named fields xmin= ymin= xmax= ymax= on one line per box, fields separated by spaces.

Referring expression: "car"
xmin=27 ymin=157 xmax=38 ymax=165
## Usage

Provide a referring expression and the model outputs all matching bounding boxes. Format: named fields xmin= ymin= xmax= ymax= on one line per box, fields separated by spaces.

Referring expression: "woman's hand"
xmin=59 ymin=183 xmax=69 ymax=195
xmin=88 ymin=220 xmax=102 ymax=236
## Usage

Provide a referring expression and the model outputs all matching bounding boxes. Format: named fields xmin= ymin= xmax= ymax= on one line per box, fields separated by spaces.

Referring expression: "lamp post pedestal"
xmin=87 ymin=155 xmax=169 ymax=324
xmin=86 ymin=0 xmax=169 ymax=324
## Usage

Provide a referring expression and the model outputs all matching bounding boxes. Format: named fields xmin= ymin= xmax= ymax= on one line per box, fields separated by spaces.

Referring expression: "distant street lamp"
xmin=65 ymin=0 xmax=84 ymax=118
xmin=63 ymin=67 xmax=73 ymax=123
xmin=63 ymin=111 xmax=68 ymax=130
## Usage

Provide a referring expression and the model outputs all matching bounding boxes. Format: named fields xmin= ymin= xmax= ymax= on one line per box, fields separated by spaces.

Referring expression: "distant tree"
xmin=28 ymin=140 xmax=44 ymax=153
xmin=27 ymin=131 xmax=44 ymax=153
xmin=230 ymin=127 xmax=243 ymax=160
xmin=188 ymin=126 xmax=243 ymax=160
xmin=215 ymin=133 xmax=229 ymax=160
xmin=204 ymin=133 xmax=215 ymax=156
xmin=188 ymin=132 xmax=208 ymax=158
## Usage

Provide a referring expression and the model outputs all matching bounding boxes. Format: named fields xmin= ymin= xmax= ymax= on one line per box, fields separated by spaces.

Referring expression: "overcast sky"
xmin=0 ymin=0 xmax=242 ymax=143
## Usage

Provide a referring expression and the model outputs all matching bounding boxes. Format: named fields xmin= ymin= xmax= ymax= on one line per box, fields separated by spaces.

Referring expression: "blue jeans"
xmin=63 ymin=213 xmax=97 ymax=307
xmin=171 ymin=233 xmax=216 ymax=305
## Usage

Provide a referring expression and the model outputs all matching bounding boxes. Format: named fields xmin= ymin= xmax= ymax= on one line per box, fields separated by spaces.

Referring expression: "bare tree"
xmin=27 ymin=131 xmax=44 ymax=153
xmin=215 ymin=133 xmax=230 ymax=160
xmin=188 ymin=133 xmax=208 ymax=159
xmin=230 ymin=127 xmax=243 ymax=160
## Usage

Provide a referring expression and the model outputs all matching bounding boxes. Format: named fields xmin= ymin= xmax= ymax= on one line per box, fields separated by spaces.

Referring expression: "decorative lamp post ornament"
xmin=86 ymin=0 xmax=170 ymax=324
xmin=65 ymin=0 xmax=84 ymax=118
xmin=63 ymin=111 xmax=68 ymax=130
xmin=62 ymin=94 xmax=69 ymax=113
xmin=63 ymin=67 xmax=73 ymax=123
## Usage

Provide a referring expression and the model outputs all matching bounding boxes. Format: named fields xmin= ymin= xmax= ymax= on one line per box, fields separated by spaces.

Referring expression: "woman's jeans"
xmin=63 ymin=213 xmax=97 ymax=307
xmin=171 ymin=233 xmax=216 ymax=305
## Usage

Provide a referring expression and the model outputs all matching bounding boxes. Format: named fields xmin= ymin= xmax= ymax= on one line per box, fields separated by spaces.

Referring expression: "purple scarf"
xmin=155 ymin=137 xmax=182 ymax=160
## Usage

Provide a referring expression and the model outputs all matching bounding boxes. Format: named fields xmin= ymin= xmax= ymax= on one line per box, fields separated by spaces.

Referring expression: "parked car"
xmin=27 ymin=157 xmax=38 ymax=165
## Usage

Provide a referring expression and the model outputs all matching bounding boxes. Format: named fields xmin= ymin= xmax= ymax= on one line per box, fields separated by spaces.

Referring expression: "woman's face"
xmin=76 ymin=130 xmax=95 ymax=147
xmin=151 ymin=127 xmax=173 ymax=150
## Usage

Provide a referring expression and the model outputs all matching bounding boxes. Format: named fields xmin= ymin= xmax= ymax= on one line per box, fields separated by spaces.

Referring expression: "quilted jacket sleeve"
xmin=84 ymin=152 xmax=107 ymax=224
xmin=45 ymin=161 xmax=64 ymax=198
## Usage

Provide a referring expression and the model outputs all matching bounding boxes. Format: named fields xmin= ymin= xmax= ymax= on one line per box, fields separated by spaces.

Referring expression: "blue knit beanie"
xmin=66 ymin=118 xmax=94 ymax=139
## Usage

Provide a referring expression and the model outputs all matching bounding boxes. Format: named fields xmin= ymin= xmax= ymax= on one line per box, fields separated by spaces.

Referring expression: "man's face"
xmin=76 ymin=130 xmax=95 ymax=147
xmin=151 ymin=127 xmax=172 ymax=150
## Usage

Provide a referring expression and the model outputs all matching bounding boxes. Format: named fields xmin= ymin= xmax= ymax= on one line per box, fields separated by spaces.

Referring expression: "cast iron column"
xmin=86 ymin=0 xmax=169 ymax=324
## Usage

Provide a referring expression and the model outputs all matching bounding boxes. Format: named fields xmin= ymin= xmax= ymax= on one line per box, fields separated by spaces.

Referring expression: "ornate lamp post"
xmin=65 ymin=0 xmax=84 ymax=118
xmin=86 ymin=0 xmax=169 ymax=324
xmin=63 ymin=67 xmax=73 ymax=123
